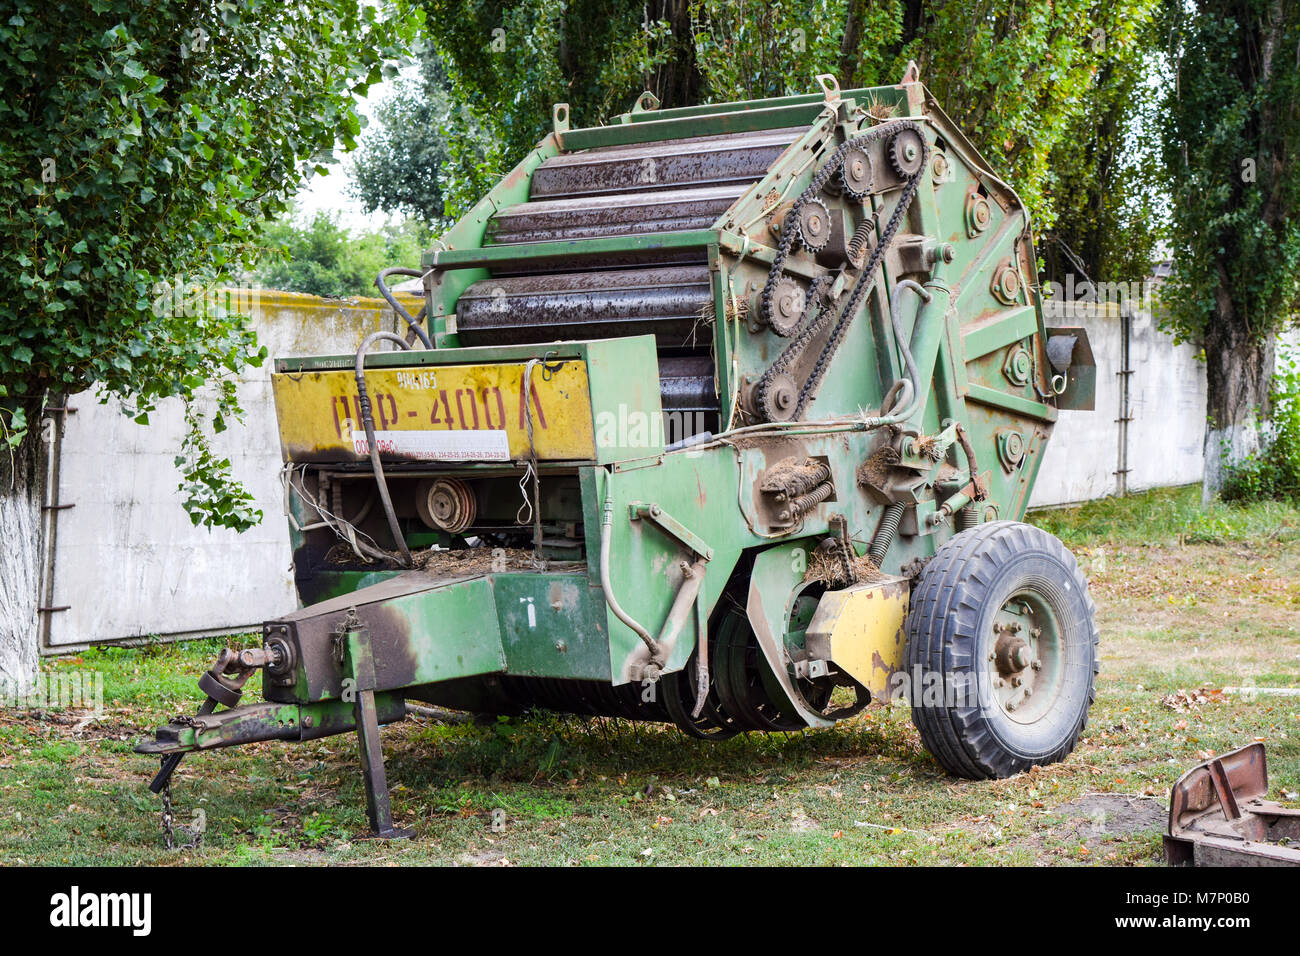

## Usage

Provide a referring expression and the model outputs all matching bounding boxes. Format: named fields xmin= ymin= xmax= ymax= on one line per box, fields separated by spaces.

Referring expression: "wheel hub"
xmin=988 ymin=592 xmax=1062 ymax=724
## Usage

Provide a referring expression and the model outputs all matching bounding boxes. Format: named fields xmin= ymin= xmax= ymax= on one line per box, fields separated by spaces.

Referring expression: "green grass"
xmin=2 ymin=488 xmax=1297 ymax=866
xmin=1028 ymin=483 xmax=1300 ymax=548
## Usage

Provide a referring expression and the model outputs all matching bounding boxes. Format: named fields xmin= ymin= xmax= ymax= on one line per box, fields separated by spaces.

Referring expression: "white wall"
xmin=1030 ymin=302 xmax=1208 ymax=508
xmin=41 ymin=292 xmax=407 ymax=650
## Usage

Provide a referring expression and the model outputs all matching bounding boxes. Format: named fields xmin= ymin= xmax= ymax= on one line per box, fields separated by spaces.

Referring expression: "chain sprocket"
xmin=795 ymin=197 xmax=832 ymax=252
xmin=753 ymin=119 xmax=929 ymax=423
xmin=764 ymin=277 xmax=806 ymax=336
xmin=888 ymin=127 xmax=926 ymax=178
xmin=757 ymin=371 xmax=800 ymax=422
xmin=839 ymin=144 xmax=874 ymax=199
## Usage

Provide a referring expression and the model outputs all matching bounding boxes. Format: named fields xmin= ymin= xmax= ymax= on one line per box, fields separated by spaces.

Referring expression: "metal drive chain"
xmin=763 ymin=271 xmax=836 ymax=375
xmin=794 ymin=141 xmax=927 ymax=417
xmin=754 ymin=120 xmax=928 ymax=420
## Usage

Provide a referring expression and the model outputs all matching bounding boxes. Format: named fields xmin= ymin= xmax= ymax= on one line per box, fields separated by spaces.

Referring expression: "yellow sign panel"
xmin=272 ymin=360 xmax=596 ymax=463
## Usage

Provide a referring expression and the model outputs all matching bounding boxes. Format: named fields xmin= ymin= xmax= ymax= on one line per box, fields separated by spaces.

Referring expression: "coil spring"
xmin=778 ymin=481 xmax=834 ymax=523
xmin=778 ymin=460 xmax=831 ymax=498
xmin=847 ymin=212 xmax=877 ymax=265
xmin=868 ymin=501 xmax=905 ymax=564
xmin=955 ymin=503 xmax=979 ymax=531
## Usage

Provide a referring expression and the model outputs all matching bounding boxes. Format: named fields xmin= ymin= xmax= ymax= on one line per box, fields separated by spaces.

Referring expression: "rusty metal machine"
xmin=1165 ymin=743 xmax=1300 ymax=866
xmin=138 ymin=70 xmax=1099 ymax=838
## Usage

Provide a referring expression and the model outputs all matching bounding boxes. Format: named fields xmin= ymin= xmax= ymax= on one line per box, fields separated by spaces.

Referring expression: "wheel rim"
xmin=987 ymin=588 xmax=1065 ymax=725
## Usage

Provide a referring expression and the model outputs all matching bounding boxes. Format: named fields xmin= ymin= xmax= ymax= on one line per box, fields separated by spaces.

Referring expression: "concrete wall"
xmin=40 ymin=292 xmax=409 ymax=651
xmin=1030 ymin=302 xmax=1207 ymax=508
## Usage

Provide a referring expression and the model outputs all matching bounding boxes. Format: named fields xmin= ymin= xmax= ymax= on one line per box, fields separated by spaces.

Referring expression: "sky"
xmin=293 ymin=69 xmax=410 ymax=233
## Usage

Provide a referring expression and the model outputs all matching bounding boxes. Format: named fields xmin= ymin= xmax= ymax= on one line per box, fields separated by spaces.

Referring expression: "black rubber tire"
xmin=905 ymin=520 xmax=1099 ymax=779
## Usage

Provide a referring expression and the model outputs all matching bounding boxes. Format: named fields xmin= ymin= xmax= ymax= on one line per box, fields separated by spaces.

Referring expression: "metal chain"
xmin=754 ymin=120 xmax=928 ymax=420
xmin=159 ymin=775 xmax=176 ymax=850
xmin=794 ymin=153 xmax=927 ymax=417
xmin=157 ymin=754 xmax=203 ymax=851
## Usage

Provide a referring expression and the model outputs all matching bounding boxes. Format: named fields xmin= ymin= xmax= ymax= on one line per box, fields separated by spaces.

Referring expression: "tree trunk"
xmin=1201 ymin=301 xmax=1276 ymax=502
xmin=0 ymin=404 xmax=44 ymax=695
xmin=651 ymin=0 xmax=704 ymax=110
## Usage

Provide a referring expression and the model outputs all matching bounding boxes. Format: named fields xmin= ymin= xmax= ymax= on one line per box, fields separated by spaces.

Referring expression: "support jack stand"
xmin=338 ymin=610 xmax=415 ymax=841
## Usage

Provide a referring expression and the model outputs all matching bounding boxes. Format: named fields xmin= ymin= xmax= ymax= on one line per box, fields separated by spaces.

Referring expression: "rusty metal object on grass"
xmin=1165 ymin=743 xmax=1300 ymax=866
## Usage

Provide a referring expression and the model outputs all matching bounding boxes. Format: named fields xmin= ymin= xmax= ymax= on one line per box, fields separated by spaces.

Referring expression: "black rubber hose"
xmin=375 ymin=267 xmax=434 ymax=349
xmin=355 ymin=331 xmax=414 ymax=567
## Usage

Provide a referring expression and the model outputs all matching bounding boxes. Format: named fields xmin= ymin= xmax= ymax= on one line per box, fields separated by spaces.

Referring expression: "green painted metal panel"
xmin=962 ymin=306 xmax=1039 ymax=361
xmin=585 ymin=335 xmax=664 ymax=463
xmin=492 ymin=572 xmax=611 ymax=680
xmin=559 ymin=102 xmax=842 ymax=151
xmin=429 ymin=229 xmax=718 ymax=271
xmin=967 ymin=383 xmax=1059 ymax=422
xmin=613 ymin=86 xmax=907 ymax=124
xmin=272 ymin=574 xmax=506 ymax=702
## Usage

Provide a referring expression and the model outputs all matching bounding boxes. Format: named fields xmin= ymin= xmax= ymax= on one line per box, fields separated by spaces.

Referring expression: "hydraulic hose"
xmin=375 ymin=267 xmax=434 ymax=349
xmin=879 ymin=278 xmax=931 ymax=424
xmin=600 ymin=489 xmax=661 ymax=663
xmin=355 ymin=331 xmax=415 ymax=567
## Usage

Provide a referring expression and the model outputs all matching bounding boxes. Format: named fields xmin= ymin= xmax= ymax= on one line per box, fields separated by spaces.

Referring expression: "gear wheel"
xmin=839 ymin=144 xmax=874 ymax=199
xmin=757 ymin=371 xmax=800 ymax=422
xmin=887 ymin=128 xmax=926 ymax=178
xmin=795 ymin=198 xmax=832 ymax=253
xmin=764 ymin=277 xmax=806 ymax=337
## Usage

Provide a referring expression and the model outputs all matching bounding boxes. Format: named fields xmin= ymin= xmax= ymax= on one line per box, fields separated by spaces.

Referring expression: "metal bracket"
xmin=1165 ymin=742 xmax=1300 ymax=866
xmin=552 ymin=102 xmax=571 ymax=136
xmin=628 ymin=501 xmax=714 ymax=561
xmin=815 ymin=73 xmax=841 ymax=105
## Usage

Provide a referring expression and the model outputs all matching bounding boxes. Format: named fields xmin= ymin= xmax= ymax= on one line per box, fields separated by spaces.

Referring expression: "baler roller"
xmin=486 ymin=185 xmax=740 ymax=246
xmin=456 ymin=265 xmax=713 ymax=348
xmin=527 ymin=128 xmax=803 ymax=200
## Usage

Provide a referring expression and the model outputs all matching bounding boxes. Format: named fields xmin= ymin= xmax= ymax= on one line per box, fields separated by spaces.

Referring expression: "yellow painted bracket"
xmin=805 ymin=576 xmax=910 ymax=701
